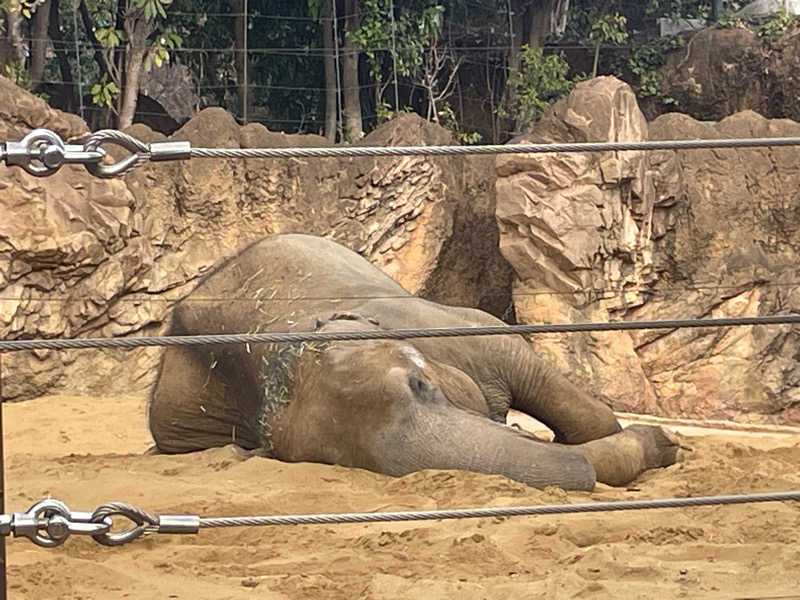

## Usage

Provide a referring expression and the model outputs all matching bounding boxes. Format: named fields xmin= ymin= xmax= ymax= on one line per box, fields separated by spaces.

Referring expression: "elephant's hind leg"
xmin=149 ymin=347 xmax=258 ymax=453
xmin=569 ymin=425 xmax=681 ymax=486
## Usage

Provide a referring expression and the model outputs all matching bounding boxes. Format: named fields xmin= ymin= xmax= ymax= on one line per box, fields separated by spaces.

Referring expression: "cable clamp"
xmin=2 ymin=129 xmax=106 ymax=177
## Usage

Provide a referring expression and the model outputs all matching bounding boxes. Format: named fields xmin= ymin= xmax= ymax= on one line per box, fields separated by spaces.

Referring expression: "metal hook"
xmin=90 ymin=502 xmax=158 ymax=546
xmin=82 ymin=130 xmax=150 ymax=178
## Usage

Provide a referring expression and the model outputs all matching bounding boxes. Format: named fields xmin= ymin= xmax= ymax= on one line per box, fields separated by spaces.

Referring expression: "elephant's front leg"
xmin=567 ymin=425 xmax=681 ymax=486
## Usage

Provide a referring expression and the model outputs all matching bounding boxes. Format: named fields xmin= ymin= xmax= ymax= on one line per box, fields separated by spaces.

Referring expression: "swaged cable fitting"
xmin=4 ymin=128 xmax=800 ymax=178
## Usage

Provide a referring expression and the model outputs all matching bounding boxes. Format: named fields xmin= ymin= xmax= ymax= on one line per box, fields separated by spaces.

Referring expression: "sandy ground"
xmin=5 ymin=394 xmax=800 ymax=599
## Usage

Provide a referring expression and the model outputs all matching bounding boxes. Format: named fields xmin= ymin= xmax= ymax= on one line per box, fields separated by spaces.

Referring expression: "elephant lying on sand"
xmin=149 ymin=234 xmax=679 ymax=491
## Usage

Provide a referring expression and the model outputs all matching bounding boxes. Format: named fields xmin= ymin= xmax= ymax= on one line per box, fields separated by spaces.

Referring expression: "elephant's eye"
xmin=408 ymin=372 xmax=442 ymax=404
xmin=407 ymin=372 xmax=428 ymax=397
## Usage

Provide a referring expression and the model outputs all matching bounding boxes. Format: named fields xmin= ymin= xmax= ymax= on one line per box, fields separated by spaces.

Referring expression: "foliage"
xmin=144 ymin=30 xmax=182 ymax=71
xmin=643 ymin=0 xmax=709 ymax=22
xmin=565 ymin=2 xmax=693 ymax=106
xmin=4 ymin=60 xmax=30 ymax=89
xmin=94 ymin=27 xmax=123 ymax=50
xmin=758 ymin=7 xmax=796 ymax=38
xmin=74 ymin=0 xmax=179 ymax=124
xmin=500 ymin=46 xmax=574 ymax=132
xmin=0 ymin=0 xmax=34 ymax=18
xmin=8 ymin=0 xmax=799 ymax=140
xmin=90 ymin=73 xmax=120 ymax=109
xmin=589 ymin=11 xmax=628 ymax=77
xmin=349 ymin=0 xmax=445 ymax=109
xmin=590 ymin=12 xmax=628 ymax=45
xmin=246 ymin=0 xmax=325 ymax=130
xmin=438 ymin=103 xmax=482 ymax=144
xmin=623 ymin=37 xmax=683 ymax=104
xmin=136 ymin=0 xmax=169 ymax=20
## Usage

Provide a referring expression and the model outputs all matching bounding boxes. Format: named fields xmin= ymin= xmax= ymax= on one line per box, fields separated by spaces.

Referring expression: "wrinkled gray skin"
xmin=149 ymin=235 xmax=679 ymax=491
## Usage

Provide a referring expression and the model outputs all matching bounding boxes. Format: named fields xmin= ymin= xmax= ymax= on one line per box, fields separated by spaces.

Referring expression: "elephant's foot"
xmin=572 ymin=425 xmax=681 ymax=487
xmin=625 ymin=424 xmax=681 ymax=471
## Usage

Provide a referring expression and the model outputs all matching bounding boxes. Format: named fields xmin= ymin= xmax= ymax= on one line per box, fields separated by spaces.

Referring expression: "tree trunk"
xmin=508 ymin=0 xmax=524 ymax=76
xmin=47 ymin=0 xmax=78 ymax=109
xmin=322 ymin=0 xmax=337 ymax=142
xmin=5 ymin=8 xmax=26 ymax=64
xmin=118 ymin=44 xmax=147 ymax=128
xmin=29 ymin=0 xmax=51 ymax=86
xmin=520 ymin=0 xmax=569 ymax=48
xmin=78 ymin=0 xmax=112 ymax=78
xmin=118 ymin=14 xmax=155 ymax=129
xmin=341 ymin=0 xmax=362 ymax=140
xmin=113 ymin=0 xmax=127 ymax=116
xmin=232 ymin=0 xmax=250 ymax=123
xmin=0 ymin=13 xmax=10 ymax=67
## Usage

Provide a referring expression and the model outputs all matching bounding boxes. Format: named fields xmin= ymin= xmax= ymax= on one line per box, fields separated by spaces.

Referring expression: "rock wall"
xmin=0 ymin=76 xmax=513 ymax=400
xmin=649 ymin=24 xmax=800 ymax=123
xmin=5 ymin=72 xmax=798 ymax=425
xmin=497 ymin=76 xmax=800 ymax=424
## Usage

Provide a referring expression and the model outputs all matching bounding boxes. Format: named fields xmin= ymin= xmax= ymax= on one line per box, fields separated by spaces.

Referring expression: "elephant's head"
xmin=271 ymin=313 xmax=597 ymax=491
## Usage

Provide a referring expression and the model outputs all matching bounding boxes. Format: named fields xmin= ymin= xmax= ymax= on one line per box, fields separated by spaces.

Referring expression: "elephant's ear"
xmin=313 ymin=312 xmax=380 ymax=330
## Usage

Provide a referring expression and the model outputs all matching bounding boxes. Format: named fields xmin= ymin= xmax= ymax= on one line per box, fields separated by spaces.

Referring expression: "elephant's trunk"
xmin=375 ymin=403 xmax=597 ymax=491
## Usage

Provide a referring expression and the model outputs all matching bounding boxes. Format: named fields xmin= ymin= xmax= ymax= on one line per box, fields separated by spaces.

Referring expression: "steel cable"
xmin=11 ymin=491 xmax=798 ymax=546
xmin=189 ymin=136 xmax=800 ymax=160
xmin=0 ymin=314 xmax=798 ymax=352
xmin=8 ymin=128 xmax=800 ymax=177
xmin=198 ymin=490 xmax=800 ymax=528
xmin=58 ymin=128 xmax=800 ymax=177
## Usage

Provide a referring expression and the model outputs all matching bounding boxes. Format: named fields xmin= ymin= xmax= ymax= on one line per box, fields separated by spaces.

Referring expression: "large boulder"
xmin=651 ymin=24 xmax=800 ymax=123
xmin=0 ymin=78 xmax=513 ymax=399
xmin=496 ymin=76 xmax=800 ymax=424
xmin=496 ymin=76 xmax=662 ymax=415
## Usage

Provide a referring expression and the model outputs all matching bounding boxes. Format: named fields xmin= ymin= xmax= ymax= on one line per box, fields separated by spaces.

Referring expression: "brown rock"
xmin=496 ymin=75 xmax=800 ymax=425
xmin=0 ymin=75 xmax=87 ymax=141
xmin=497 ymin=77 xmax=659 ymax=414
xmin=631 ymin=110 xmax=800 ymax=422
xmin=650 ymin=24 xmax=800 ymax=124
xmin=0 ymin=82 xmax=512 ymax=399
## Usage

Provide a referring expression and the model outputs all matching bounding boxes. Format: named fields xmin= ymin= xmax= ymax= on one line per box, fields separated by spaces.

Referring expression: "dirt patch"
xmin=6 ymin=394 xmax=800 ymax=599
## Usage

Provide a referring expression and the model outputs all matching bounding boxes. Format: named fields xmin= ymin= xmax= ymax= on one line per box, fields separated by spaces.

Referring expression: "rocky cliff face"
xmin=496 ymin=76 xmax=800 ymax=424
xmin=0 ymin=76 xmax=513 ymax=400
xmin=649 ymin=24 xmax=800 ymax=124
xmin=3 ymin=74 xmax=799 ymax=425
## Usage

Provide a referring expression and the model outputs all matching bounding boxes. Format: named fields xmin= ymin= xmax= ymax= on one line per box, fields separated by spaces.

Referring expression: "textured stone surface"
xmin=496 ymin=76 xmax=800 ymax=424
xmin=0 ymin=79 xmax=513 ymax=399
xmin=649 ymin=24 xmax=800 ymax=123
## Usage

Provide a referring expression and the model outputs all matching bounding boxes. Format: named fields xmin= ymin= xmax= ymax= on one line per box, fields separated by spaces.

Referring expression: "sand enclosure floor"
xmin=5 ymin=394 xmax=800 ymax=599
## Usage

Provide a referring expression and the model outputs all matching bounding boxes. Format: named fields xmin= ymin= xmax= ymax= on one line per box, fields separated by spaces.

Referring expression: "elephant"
xmin=149 ymin=234 xmax=679 ymax=491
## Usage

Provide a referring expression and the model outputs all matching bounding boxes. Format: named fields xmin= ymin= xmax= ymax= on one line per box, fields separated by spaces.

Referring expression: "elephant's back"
xmin=172 ymin=234 xmax=411 ymax=334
